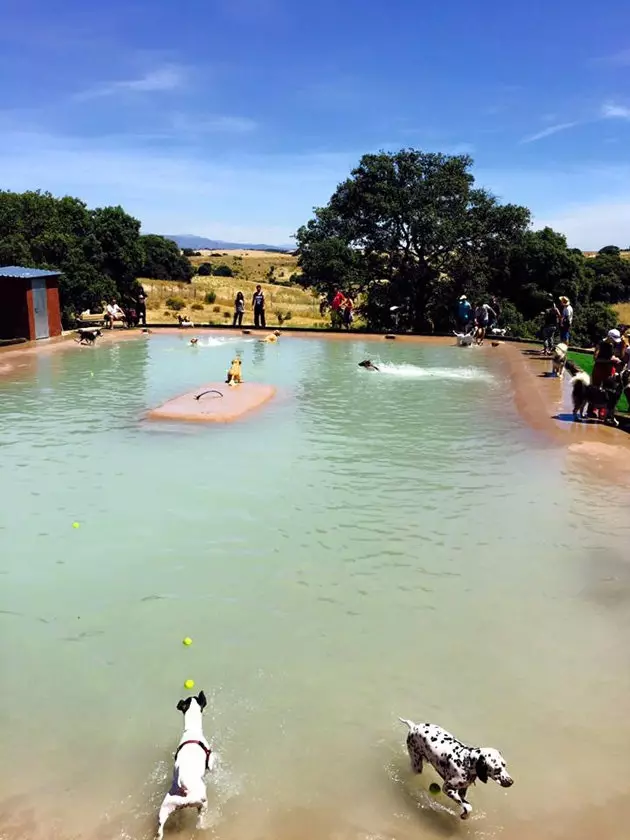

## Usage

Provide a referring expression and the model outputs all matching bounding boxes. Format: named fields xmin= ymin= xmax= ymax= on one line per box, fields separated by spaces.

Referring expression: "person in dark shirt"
xmin=252 ymin=285 xmax=266 ymax=328
xmin=233 ymin=291 xmax=245 ymax=327
xmin=541 ymin=303 xmax=560 ymax=354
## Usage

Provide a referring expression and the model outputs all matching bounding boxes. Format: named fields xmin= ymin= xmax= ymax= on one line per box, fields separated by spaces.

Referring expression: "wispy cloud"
xmin=171 ymin=113 xmax=257 ymax=134
xmin=602 ymin=101 xmax=630 ymax=120
xmin=601 ymin=48 xmax=630 ymax=66
xmin=75 ymin=64 xmax=186 ymax=101
xmin=520 ymin=121 xmax=579 ymax=144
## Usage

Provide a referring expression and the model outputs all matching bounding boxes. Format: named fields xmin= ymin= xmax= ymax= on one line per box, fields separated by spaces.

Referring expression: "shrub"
xmin=571 ymin=302 xmax=617 ymax=348
xmin=191 ymin=303 xmax=204 ymax=311
xmin=223 ymin=311 xmax=231 ymax=319
xmin=165 ymin=296 xmax=186 ymax=311
xmin=204 ymin=290 xmax=217 ymax=304
xmin=163 ymin=311 xmax=171 ymax=318
xmin=275 ymin=309 xmax=285 ymax=324
xmin=197 ymin=263 xmax=213 ymax=276
xmin=284 ymin=310 xmax=292 ymax=321
xmin=213 ymin=263 xmax=234 ymax=277
xmin=213 ymin=305 xmax=221 ymax=313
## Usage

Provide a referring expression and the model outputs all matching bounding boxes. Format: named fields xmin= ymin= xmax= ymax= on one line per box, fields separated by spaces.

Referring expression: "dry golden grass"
xmin=141 ymin=250 xmax=327 ymax=327
xmin=614 ymin=302 xmax=630 ymax=324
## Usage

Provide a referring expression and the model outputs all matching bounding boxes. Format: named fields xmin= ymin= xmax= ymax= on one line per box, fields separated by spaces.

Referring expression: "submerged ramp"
xmin=147 ymin=381 xmax=275 ymax=423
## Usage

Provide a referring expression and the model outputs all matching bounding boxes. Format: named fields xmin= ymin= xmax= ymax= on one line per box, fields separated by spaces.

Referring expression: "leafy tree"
xmin=197 ymin=262 xmax=213 ymax=276
xmin=139 ymin=234 xmax=193 ymax=282
xmin=588 ymin=251 xmax=630 ymax=303
xmin=571 ymin=302 xmax=618 ymax=347
xmin=598 ymin=245 xmax=620 ymax=256
xmin=0 ymin=190 xmax=151 ymax=326
xmin=296 ymin=150 xmax=530 ymax=331
xmin=212 ymin=263 xmax=234 ymax=277
xmin=504 ymin=228 xmax=591 ymax=319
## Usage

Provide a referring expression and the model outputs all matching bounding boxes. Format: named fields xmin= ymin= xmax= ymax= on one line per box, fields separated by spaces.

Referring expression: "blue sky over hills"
xmin=1 ymin=0 xmax=629 ymax=247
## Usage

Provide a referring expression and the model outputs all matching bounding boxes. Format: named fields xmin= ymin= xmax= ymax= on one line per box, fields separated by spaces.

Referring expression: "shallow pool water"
xmin=1 ymin=334 xmax=630 ymax=840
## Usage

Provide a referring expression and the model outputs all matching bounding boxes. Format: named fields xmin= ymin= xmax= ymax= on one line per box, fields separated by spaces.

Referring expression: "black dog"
xmin=571 ymin=371 xmax=622 ymax=426
xmin=77 ymin=328 xmax=102 ymax=345
xmin=358 ymin=359 xmax=379 ymax=371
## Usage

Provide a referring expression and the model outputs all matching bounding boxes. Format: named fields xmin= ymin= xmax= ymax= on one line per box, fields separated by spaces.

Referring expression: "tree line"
xmin=0 ymin=191 xmax=192 ymax=326
xmin=295 ymin=150 xmax=630 ymax=346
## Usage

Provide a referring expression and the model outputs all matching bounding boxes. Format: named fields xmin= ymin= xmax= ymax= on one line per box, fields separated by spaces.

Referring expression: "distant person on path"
xmin=559 ymin=296 xmax=573 ymax=344
xmin=541 ymin=301 xmax=561 ymax=355
xmin=252 ymin=285 xmax=266 ymax=328
xmin=473 ymin=301 xmax=496 ymax=345
xmin=457 ymin=295 xmax=472 ymax=331
xmin=137 ymin=287 xmax=147 ymax=326
xmin=233 ymin=291 xmax=245 ymax=327
xmin=343 ymin=297 xmax=354 ymax=330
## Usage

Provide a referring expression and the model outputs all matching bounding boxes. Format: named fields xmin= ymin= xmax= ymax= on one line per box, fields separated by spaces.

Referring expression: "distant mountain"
xmin=160 ymin=234 xmax=291 ymax=252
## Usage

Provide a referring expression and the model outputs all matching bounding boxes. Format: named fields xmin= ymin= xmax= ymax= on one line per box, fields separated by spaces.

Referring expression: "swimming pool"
xmin=1 ymin=334 xmax=629 ymax=840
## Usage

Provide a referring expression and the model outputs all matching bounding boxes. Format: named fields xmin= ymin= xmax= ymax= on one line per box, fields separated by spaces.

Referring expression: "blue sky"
xmin=1 ymin=0 xmax=629 ymax=247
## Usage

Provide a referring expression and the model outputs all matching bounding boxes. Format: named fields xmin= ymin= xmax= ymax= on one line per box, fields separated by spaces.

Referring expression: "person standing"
xmin=490 ymin=296 xmax=501 ymax=328
xmin=559 ymin=296 xmax=573 ymax=344
xmin=457 ymin=295 xmax=472 ymax=331
xmin=331 ymin=289 xmax=346 ymax=329
xmin=233 ymin=291 xmax=245 ymax=327
xmin=252 ymin=285 xmax=266 ymax=328
xmin=541 ymin=301 xmax=560 ymax=354
xmin=343 ymin=297 xmax=354 ymax=330
xmin=473 ymin=301 xmax=496 ymax=345
xmin=137 ymin=287 xmax=147 ymax=326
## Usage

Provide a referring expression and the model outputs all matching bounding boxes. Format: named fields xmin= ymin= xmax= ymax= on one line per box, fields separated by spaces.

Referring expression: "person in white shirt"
xmin=105 ymin=299 xmax=126 ymax=329
xmin=559 ymin=296 xmax=573 ymax=343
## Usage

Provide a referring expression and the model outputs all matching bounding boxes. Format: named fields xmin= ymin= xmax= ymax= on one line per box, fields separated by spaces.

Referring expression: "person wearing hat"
xmin=457 ymin=294 xmax=472 ymax=331
xmin=559 ymin=296 xmax=573 ymax=343
xmin=587 ymin=328 xmax=623 ymax=419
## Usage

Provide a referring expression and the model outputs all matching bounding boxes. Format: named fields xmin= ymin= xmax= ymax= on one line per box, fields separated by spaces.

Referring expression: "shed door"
xmin=31 ymin=279 xmax=50 ymax=339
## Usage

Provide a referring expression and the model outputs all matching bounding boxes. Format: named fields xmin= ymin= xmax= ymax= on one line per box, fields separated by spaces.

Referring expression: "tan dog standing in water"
xmin=261 ymin=330 xmax=282 ymax=344
xmin=225 ymin=357 xmax=243 ymax=385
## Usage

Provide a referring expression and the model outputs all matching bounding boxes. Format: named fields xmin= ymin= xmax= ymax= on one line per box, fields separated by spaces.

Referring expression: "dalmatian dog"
xmin=157 ymin=691 xmax=214 ymax=840
xmin=399 ymin=718 xmax=513 ymax=819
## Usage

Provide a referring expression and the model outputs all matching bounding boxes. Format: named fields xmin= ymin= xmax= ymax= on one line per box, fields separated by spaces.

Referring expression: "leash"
xmin=174 ymin=739 xmax=212 ymax=772
xmin=194 ymin=389 xmax=223 ymax=401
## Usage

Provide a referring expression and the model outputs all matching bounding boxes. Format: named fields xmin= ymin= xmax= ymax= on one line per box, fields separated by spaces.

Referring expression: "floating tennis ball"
xmin=429 ymin=783 xmax=441 ymax=795
xmin=72 ymin=522 xmax=80 ymax=529
xmin=183 ymin=637 xmax=192 ymax=646
xmin=184 ymin=679 xmax=195 ymax=690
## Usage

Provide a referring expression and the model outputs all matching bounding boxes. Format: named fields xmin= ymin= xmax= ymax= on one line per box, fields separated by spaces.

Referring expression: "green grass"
xmin=568 ymin=350 xmax=629 ymax=412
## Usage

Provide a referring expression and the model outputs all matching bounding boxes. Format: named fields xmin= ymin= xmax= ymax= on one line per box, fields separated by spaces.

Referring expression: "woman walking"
xmin=233 ymin=291 xmax=245 ymax=327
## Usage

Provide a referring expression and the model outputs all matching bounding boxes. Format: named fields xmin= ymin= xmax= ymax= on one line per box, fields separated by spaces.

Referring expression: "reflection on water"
xmin=1 ymin=335 xmax=630 ymax=840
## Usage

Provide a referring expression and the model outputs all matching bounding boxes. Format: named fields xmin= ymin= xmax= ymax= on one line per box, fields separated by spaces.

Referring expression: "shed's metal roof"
xmin=0 ymin=265 xmax=62 ymax=279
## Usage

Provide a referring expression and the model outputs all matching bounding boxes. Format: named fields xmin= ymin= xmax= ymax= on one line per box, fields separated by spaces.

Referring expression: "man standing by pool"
xmin=457 ymin=295 xmax=472 ymax=331
xmin=559 ymin=296 xmax=573 ymax=344
xmin=252 ymin=285 xmax=266 ymax=329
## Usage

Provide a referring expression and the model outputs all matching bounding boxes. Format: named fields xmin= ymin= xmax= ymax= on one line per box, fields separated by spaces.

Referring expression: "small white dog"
xmin=551 ymin=342 xmax=568 ymax=377
xmin=157 ymin=691 xmax=214 ymax=840
xmin=453 ymin=330 xmax=474 ymax=347
xmin=490 ymin=327 xmax=508 ymax=337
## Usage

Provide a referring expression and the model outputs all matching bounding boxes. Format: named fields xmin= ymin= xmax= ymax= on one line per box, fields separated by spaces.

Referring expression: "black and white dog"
xmin=571 ymin=370 xmax=622 ymax=426
xmin=76 ymin=327 xmax=102 ymax=345
xmin=399 ymin=718 xmax=513 ymax=820
xmin=157 ymin=691 xmax=214 ymax=840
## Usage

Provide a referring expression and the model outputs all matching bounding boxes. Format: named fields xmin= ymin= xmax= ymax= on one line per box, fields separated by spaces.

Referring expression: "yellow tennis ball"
xmin=183 ymin=637 xmax=192 ymax=646
xmin=429 ymin=783 xmax=441 ymax=796
xmin=72 ymin=522 xmax=80 ymax=529
xmin=184 ymin=679 xmax=195 ymax=690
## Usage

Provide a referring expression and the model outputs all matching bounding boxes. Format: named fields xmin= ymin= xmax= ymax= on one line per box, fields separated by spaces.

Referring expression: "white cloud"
xmin=75 ymin=65 xmax=186 ymax=100
xmin=171 ymin=113 xmax=257 ymax=134
xmin=602 ymin=102 xmax=630 ymax=119
xmin=520 ymin=122 xmax=579 ymax=144
xmin=603 ymin=48 xmax=630 ymax=66
xmin=534 ymin=201 xmax=630 ymax=250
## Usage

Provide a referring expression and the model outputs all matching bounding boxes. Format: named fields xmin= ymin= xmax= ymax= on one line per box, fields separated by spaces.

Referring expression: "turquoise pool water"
xmin=1 ymin=334 xmax=630 ymax=840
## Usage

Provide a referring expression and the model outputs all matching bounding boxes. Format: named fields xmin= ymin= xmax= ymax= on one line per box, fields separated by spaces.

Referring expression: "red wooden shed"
xmin=0 ymin=266 xmax=62 ymax=342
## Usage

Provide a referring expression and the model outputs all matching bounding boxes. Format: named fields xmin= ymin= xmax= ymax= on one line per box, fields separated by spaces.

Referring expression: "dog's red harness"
xmin=174 ymin=740 xmax=212 ymax=772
